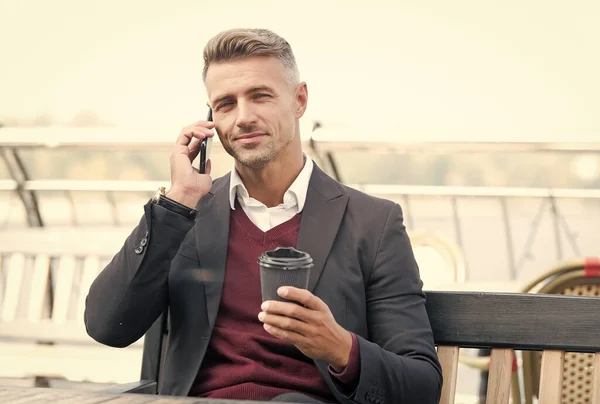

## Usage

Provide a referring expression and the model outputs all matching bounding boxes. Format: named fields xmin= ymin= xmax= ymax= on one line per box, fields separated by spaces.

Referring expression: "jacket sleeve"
xmin=84 ymin=201 xmax=197 ymax=348
xmin=343 ymin=203 xmax=443 ymax=404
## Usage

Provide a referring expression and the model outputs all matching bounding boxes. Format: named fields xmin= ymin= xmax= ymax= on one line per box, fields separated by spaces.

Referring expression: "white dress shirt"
xmin=229 ymin=154 xmax=314 ymax=232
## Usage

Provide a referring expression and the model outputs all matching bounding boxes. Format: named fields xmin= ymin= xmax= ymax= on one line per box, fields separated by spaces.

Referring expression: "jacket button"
xmin=134 ymin=246 xmax=144 ymax=254
xmin=140 ymin=237 xmax=148 ymax=246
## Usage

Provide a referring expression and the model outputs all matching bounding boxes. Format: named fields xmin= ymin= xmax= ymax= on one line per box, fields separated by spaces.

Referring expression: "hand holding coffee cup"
xmin=258 ymin=247 xmax=313 ymax=303
xmin=257 ymin=248 xmax=353 ymax=368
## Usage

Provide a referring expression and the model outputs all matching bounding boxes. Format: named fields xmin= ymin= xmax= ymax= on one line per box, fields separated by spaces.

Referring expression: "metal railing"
xmin=3 ymin=126 xmax=600 ymax=151
xmin=1 ymin=127 xmax=599 ymax=286
xmin=357 ymin=185 xmax=600 ymax=280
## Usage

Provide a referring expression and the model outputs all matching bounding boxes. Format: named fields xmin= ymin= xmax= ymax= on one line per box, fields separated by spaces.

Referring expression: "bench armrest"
xmin=98 ymin=380 xmax=157 ymax=394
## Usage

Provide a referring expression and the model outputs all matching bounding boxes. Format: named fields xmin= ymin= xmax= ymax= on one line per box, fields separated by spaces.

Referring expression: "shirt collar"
xmin=229 ymin=153 xmax=314 ymax=211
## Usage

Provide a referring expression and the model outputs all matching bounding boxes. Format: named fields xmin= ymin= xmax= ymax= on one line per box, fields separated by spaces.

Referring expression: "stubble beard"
xmin=222 ymin=138 xmax=278 ymax=170
xmin=236 ymin=141 xmax=278 ymax=169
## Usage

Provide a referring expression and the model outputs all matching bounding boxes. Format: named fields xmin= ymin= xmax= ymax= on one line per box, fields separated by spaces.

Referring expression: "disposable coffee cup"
xmin=258 ymin=247 xmax=313 ymax=303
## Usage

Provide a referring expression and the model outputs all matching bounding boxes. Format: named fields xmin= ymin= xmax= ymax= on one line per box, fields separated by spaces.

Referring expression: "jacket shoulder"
xmin=342 ymin=183 xmax=399 ymax=212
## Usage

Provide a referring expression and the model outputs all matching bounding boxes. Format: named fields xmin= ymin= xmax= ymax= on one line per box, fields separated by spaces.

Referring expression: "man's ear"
xmin=295 ymin=82 xmax=308 ymax=119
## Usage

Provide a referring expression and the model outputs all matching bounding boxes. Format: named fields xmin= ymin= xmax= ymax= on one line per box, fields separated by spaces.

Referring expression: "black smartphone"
xmin=199 ymin=108 xmax=213 ymax=174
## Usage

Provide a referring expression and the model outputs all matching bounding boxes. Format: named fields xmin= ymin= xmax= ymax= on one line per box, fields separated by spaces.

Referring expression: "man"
xmin=85 ymin=28 xmax=442 ymax=404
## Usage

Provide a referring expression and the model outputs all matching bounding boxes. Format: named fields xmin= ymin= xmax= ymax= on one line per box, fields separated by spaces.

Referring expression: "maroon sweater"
xmin=189 ymin=206 xmax=359 ymax=401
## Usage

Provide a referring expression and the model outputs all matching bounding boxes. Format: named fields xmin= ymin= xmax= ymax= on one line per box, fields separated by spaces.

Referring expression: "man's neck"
xmin=235 ymin=152 xmax=305 ymax=208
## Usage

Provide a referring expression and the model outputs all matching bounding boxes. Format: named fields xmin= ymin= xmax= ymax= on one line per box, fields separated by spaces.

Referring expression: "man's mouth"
xmin=234 ymin=132 xmax=266 ymax=144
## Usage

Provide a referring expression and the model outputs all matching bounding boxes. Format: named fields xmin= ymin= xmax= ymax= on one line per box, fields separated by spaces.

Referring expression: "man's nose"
xmin=235 ymin=102 xmax=258 ymax=128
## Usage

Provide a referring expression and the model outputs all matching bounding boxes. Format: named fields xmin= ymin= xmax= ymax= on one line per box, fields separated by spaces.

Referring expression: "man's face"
xmin=205 ymin=56 xmax=307 ymax=169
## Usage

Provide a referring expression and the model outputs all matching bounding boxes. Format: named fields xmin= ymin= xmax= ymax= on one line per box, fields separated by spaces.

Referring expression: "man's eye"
xmin=217 ymin=102 xmax=232 ymax=110
xmin=254 ymin=93 xmax=269 ymax=99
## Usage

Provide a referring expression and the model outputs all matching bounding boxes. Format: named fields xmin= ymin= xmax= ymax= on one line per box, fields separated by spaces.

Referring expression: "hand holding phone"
xmin=167 ymin=113 xmax=215 ymax=208
xmin=199 ymin=108 xmax=213 ymax=174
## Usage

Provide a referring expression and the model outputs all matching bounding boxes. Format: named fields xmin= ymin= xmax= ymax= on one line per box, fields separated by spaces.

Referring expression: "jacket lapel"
xmin=297 ymin=164 xmax=348 ymax=292
xmin=194 ymin=176 xmax=231 ymax=330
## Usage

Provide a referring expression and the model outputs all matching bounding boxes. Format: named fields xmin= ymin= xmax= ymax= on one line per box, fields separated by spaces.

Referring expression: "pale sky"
xmin=1 ymin=0 xmax=599 ymax=140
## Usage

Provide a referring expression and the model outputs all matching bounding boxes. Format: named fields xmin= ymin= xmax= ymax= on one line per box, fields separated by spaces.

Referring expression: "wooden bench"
xmin=0 ymin=227 xmax=145 ymax=386
xmin=95 ymin=290 xmax=600 ymax=403
xmin=3 ymin=226 xmax=599 ymax=402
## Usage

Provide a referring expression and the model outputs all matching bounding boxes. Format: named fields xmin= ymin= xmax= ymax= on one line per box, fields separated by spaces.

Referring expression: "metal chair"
xmin=519 ymin=257 xmax=600 ymax=404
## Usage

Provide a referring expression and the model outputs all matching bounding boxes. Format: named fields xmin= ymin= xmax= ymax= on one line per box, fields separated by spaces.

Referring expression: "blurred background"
xmin=1 ymin=1 xmax=599 ymax=403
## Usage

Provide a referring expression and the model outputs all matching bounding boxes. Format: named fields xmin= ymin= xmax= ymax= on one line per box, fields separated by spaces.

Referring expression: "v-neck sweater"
xmin=189 ymin=205 xmax=337 ymax=402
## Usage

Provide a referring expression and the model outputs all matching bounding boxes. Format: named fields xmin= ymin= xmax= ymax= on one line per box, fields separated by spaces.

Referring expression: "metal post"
xmin=325 ymin=151 xmax=343 ymax=183
xmin=499 ymin=197 xmax=517 ymax=280
xmin=64 ymin=190 xmax=79 ymax=226
xmin=106 ymin=191 xmax=120 ymax=226
xmin=403 ymin=194 xmax=415 ymax=230
xmin=450 ymin=196 xmax=468 ymax=280
xmin=515 ymin=198 xmax=548 ymax=275
xmin=548 ymin=193 xmax=563 ymax=262
xmin=1 ymin=147 xmax=44 ymax=227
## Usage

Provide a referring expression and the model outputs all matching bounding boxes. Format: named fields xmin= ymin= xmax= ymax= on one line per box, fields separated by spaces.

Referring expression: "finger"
xmin=176 ymin=128 xmax=214 ymax=147
xmin=188 ymin=128 xmax=215 ymax=141
xmin=263 ymin=323 xmax=304 ymax=343
xmin=180 ymin=121 xmax=215 ymax=136
xmin=277 ymin=287 xmax=326 ymax=311
xmin=187 ymin=125 xmax=215 ymax=138
xmin=188 ymin=138 xmax=202 ymax=162
xmin=176 ymin=131 xmax=195 ymax=147
xmin=175 ymin=135 xmax=204 ymax=160
xmin=188 ymin=137 xmax=202 ymax=153
xmin=188 ymin=120 xmax=215 ymax=129
xmin=183 ymin=124 xmax=215 ymax=140
xmin=261 ymin=300 xmax=312 ymax=322
xmin=258 ymin=312 xmax=311 ymax=336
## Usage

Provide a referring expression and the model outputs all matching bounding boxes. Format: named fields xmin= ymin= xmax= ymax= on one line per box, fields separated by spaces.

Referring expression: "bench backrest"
xmin=426 ymin=291 xmax=600 ymax=404
xmin=139 ymin=290 xmax=600 ymax=403
xmin=0 ymin=227 xmax=134 ymax=345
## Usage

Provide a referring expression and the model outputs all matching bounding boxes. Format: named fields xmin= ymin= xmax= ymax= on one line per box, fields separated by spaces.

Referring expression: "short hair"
xmin=202 ymin=28 xmax=299 ymax=84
